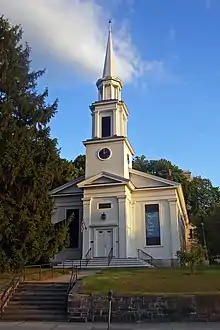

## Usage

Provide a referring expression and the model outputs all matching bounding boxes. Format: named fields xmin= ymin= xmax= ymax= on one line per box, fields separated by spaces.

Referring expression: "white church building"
xmin=51 ymin=23 xmax=190 ymax=268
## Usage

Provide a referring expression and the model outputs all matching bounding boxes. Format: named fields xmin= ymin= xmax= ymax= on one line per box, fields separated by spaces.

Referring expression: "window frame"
xmin=101 ymin=115 xmax=111 ymax=138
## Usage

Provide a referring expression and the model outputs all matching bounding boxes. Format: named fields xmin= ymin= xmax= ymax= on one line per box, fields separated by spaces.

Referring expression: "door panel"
xmin=96 ymin=229 xmax=113 ymax=257
xmin=105 ymin=230 xmax=113 ymax=256
xmin=96 ymin=230 xmax=105 ymax=257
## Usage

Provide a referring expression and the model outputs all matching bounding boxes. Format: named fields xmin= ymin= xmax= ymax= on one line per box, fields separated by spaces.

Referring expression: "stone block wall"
xmin=68 ymin=282 xmax=220 ymax=323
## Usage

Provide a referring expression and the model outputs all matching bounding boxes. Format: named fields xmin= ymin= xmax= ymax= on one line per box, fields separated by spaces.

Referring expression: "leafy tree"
xmin=133 ymin=156 xmax=184 ymax=182
xmin=133 ymin=156 xmax=190 ymax=203
xmin=176 ymin=243 xmax=206 ymax=274
xmin=52 ymin=154 xmax=85 ymax=188
xmin=187 ymin=177 xmax=220 ymax=217
xmin=195 ymin=205 xmax=220 ymax=257
xmin=73 ymin=154 xmax=85 ymax=177
xmin=0 ymin=17 xmax=68 ymax=271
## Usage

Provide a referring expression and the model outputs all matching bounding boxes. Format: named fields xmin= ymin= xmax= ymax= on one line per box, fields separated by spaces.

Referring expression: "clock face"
xmin=98 ymin=148 xmax=111 ymax=160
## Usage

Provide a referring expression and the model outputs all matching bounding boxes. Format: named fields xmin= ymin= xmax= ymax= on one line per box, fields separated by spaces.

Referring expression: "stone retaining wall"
xmin=68 ymin=281 xmax=220 ymax=323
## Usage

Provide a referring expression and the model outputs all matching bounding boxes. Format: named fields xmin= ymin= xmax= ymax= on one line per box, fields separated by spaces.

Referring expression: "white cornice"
xmin=83 ymin=136 xmax=135 ymax=155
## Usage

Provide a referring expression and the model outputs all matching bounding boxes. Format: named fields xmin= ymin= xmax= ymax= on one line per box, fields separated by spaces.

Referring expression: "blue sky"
xmin=2 ymin=0 xmax=220 ymax=186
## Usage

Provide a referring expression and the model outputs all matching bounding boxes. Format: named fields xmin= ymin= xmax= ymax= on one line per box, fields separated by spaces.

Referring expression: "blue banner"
xmin=146 ymin=211 xmax=160 ymax=238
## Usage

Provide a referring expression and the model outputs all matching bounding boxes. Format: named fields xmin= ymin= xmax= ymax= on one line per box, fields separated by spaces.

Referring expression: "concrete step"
xmin=18 ymin=283 xmax=68 ymax=289
xmin=54 ymin=258 xmax=153 ymax=269
xmin=11 ymin=297 xmax=67 ymax=303
xmin=1 ymin=282 xmax=68 ymax=322
xmin=7 ymin=302 xmax=66 ymax=309
xmin=14 ymin=289 xmax=67 ymax=295
xmin=3 ymin=308 xmax=66 ymax=315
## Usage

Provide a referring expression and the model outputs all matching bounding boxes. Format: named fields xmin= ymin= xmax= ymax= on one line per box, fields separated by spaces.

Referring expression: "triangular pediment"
xmin=50 ymin=176 xmax=84 ymax=196
xmin=77 ymin=171 xmax=129 ymax=188
xmin=129 ymin=169 xmax=180 ymax=189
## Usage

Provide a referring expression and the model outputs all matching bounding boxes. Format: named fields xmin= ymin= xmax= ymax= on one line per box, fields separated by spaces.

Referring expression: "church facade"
xmin=51 ymin=24 xmax=189 ymax=267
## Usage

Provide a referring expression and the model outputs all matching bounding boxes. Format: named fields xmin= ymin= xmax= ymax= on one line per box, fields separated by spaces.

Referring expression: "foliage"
xmin=0 ymin=17 xmax=68 ymax=271
xmin=176 ymin=243 xmax=206 ymax=274
xmin=52 ymin=154 xmax=85 ymax=188
xmin=196 ymin=205 xmax=220 ymax=257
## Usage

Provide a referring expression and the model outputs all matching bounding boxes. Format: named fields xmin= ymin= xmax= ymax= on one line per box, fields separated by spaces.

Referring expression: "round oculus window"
xmin=98 ymin=147 xmax=111 ymax=160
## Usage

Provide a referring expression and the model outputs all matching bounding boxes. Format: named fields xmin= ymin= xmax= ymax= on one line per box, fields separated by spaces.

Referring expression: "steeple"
xmin=96 ymin=21 xmax=123 ymax=101
xmin=85 ymin=21 xmax=134 ymax=180
xmin=102 ymin=21 xmax=115 ymax=78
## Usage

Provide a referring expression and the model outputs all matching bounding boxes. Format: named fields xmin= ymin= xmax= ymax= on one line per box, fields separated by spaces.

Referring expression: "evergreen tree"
xmin=0 ymin=17 xmax=68 ymax=271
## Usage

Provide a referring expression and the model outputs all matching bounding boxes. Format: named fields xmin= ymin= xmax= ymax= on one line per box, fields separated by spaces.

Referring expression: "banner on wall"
xmin=146 ymin=210 xmax=160 ymax=238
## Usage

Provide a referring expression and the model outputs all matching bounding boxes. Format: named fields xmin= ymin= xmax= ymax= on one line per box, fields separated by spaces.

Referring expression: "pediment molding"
xmin=77 ymin=171 xmax=130 ymax=189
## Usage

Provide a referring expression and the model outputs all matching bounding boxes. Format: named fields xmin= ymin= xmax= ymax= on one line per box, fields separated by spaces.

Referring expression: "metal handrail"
xmin=85 ymin=248 xmax=92 ymax=266
xmin=0 ymin=273 xmax=21 ymax=319
xmin=108 ymin=248 xmax=113 ymax=266
xmin=67 ymin=266 xmax=78 ymax=294
xmin=137 ymin=248 xmax=154 ymax=265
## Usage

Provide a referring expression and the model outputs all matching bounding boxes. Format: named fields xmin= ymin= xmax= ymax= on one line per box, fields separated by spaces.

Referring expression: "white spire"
xmin=102 ymin=20 xmax=115 ymax=78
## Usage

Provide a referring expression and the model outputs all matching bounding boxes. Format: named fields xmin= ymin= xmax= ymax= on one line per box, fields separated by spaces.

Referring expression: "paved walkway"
xmin=43 ymin=270 xmax=96 ymax=283
xmin=0 ymin=322 xmax=219 ymax=330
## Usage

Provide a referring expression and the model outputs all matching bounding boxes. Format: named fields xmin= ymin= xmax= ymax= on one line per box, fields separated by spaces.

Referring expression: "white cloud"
xmin=0 ymin=0 xmax=164 ymax=84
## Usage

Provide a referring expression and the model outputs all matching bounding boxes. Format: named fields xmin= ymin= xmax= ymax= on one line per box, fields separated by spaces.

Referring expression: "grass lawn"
xmin=81 ymin=267 xmax=220 ymax=295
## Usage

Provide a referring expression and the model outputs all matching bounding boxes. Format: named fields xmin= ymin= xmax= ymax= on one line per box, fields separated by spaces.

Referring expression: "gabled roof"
xmin=129 ymin=168 xmax=188 ymax=225
xmin=50 ymin=176 xmax=84 ymax=196
xmin=77 ymin=171 xmax=132 ymax=189
xmin=129 ymin=168 xmax=180 ymax=188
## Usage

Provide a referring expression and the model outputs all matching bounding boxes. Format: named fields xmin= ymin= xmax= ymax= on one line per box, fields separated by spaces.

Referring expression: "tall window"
xmin=101 ymin=116 xmax=111 ymax=137
xmin=145 ymin=204 xmax=161 ymax=246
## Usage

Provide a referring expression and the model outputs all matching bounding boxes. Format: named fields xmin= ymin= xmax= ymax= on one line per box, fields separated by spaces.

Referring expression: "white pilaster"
xmin=94 ymin=112 xmax=97 ymax=138
xmin=113 ymin=109 xmax=117 ymax=135
xmin=82 ymin=197 xmax=91 ymax=257
xmin=91 ymin=113 xmax=95 ymax=138
xmin=118 ymin=195 xmax=127 ymax=258
xmin=169 ymin=199 xmax=180 ymax=260
xmin=130 ymin=201 xmax=136 ymax=257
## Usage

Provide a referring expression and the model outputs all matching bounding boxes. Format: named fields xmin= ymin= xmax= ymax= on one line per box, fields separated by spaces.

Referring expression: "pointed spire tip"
xmin=109 ymin=20 xmax=112 ymax=32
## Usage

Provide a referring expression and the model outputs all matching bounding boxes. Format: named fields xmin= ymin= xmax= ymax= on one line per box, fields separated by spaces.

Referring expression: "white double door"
xmin=95 ymin=228 xmax=113 ymax=257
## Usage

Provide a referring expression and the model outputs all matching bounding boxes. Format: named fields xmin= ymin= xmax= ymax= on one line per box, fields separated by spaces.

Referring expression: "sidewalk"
xmin=0 ymin=322 xmax=219 ymax=330
xmin=43 ymin=270 xmax=96 ymax=283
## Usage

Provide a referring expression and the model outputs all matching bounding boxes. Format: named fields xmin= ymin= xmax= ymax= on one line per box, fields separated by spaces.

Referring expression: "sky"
xmin=1 ymin=0 xmax=220 ymax=186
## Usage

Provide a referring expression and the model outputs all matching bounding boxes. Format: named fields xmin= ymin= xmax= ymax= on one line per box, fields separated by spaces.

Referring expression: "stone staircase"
xmin=1 ymin=282 xmax=68 ymax=321
xmin=54 ymin=257 xmax=153 ymax=269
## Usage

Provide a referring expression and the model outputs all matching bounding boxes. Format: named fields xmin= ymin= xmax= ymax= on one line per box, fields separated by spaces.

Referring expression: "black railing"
xmin=108 ymin=248 xmax=113 ymax=266
xmin=67 ymin=266 xmax=78 ymax=295
xmin=137 ymin=249 xmax=154 ymax=266
xmin=0 ymin=273 xmax=21 ymax=319
xmin=85 ymin=248 xmax=92 ymax=267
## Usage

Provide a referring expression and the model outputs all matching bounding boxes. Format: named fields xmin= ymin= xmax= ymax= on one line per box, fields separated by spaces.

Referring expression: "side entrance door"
xmin=96 ymin=229 xmax=113 ymax=257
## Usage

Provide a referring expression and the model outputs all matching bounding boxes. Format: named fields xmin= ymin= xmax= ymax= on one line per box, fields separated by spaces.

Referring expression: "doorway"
xmin=95 ymin=229 xmax=113 ymax=257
